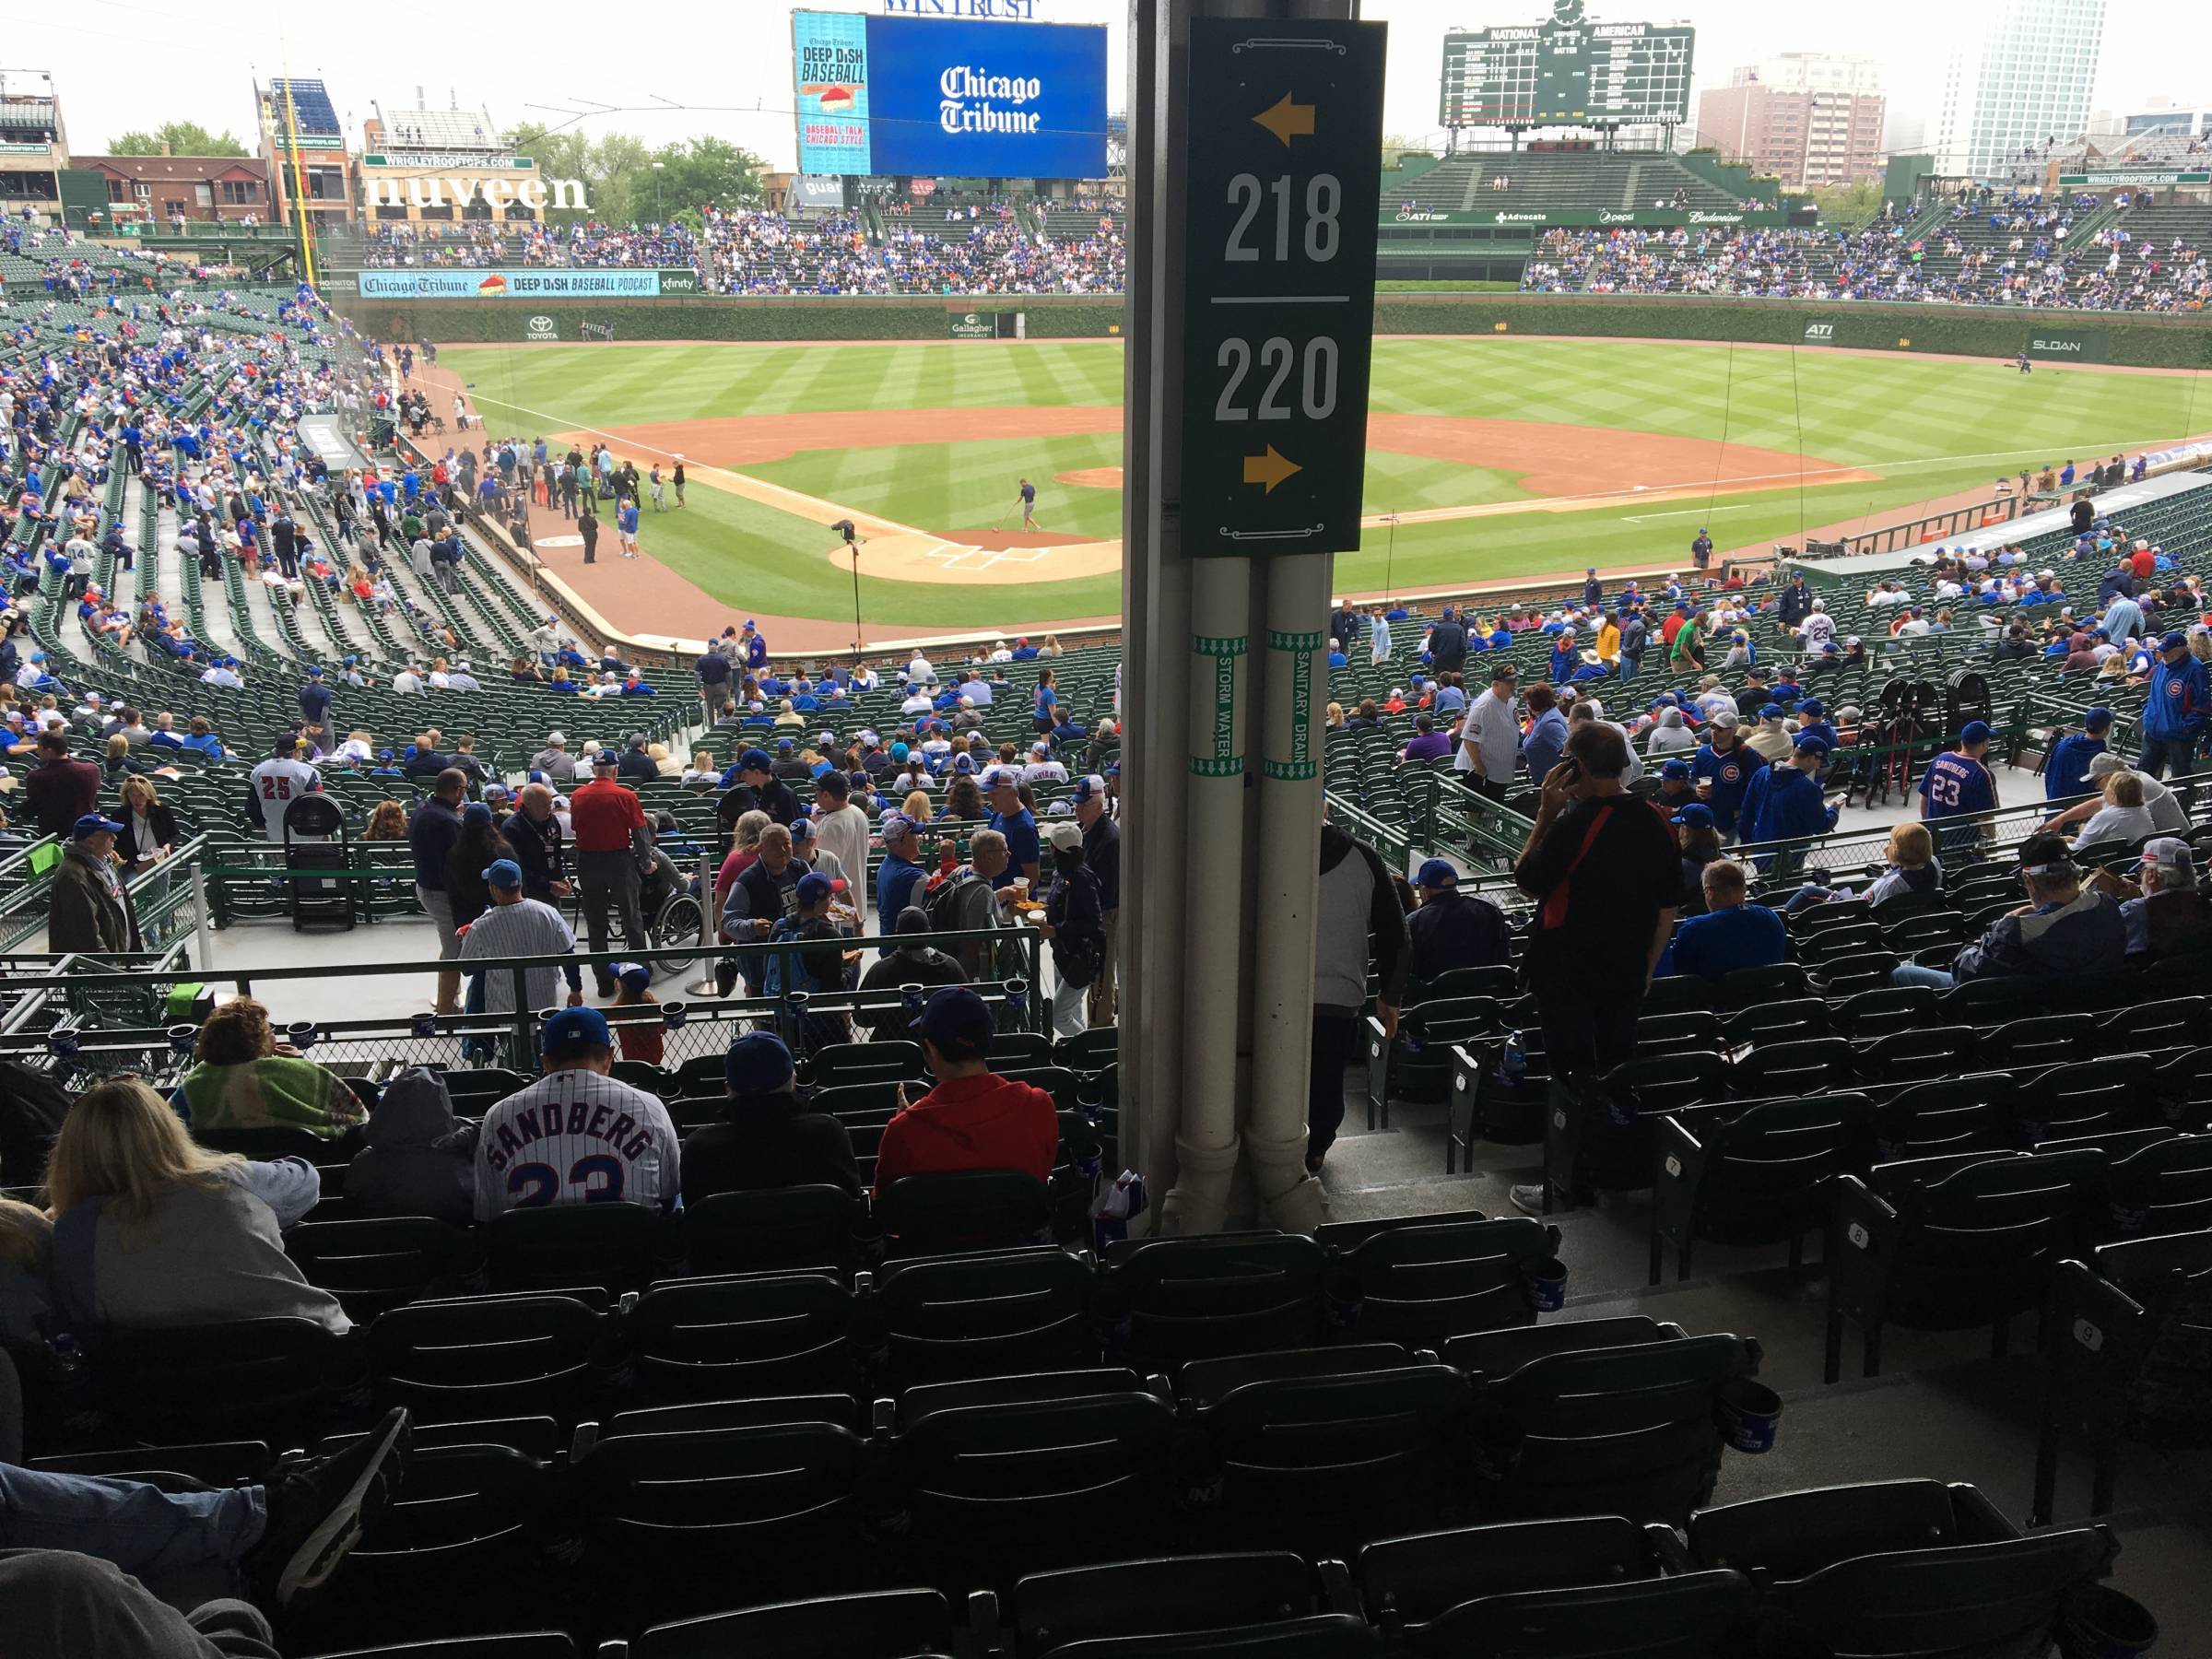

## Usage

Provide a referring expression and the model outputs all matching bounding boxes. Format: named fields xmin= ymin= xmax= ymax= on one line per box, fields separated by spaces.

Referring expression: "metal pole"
xmin=190 ymin=863 xmax=213 ymax=973
xmin=687 ymin=848 xmax=722 ymax=997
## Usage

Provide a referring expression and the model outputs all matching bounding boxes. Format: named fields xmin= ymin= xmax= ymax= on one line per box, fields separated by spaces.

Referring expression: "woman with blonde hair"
xmin=2073 ymin=769 xmax=2157 ymax=848
xmin=44 ymin=1077 xmax=348 ymax=1333
xmin=713 ymin=808 xmax=772 ymax=912
xmin=113 ymin=773 xmax=179 ymax=869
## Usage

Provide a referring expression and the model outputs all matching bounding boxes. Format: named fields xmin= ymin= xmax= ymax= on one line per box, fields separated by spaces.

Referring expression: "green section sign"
xmin=1193 ymin=633 xmax=1247 ymax=777
xmin=1181 ymin=18 xmax=1387 ymax=559
xmin=1264 ymin=629 xmax=1321 ymax=782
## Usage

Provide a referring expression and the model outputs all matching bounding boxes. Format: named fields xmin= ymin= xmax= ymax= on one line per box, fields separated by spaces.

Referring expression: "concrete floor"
xmin=1314 ymin=1082 xmax=2212 ymax=1633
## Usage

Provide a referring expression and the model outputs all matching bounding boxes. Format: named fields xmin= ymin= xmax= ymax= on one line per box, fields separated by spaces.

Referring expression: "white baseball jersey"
xmin=250 ymin=757 xmax=323 ymax=842
xmin=474 ymin=1069 xmax=681 ymax=1223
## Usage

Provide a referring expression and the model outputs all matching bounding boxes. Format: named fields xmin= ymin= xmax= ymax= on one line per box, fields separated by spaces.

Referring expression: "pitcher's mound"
xmin=1054 ymin=466 xmax=1124 ymax=490
xmin=953 ymin=529 xmax=1093 ymax=550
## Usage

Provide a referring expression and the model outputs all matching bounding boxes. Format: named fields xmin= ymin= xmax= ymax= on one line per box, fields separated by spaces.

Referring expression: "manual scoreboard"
xmin=1441 ymin=1 xmax=1694 ymax=128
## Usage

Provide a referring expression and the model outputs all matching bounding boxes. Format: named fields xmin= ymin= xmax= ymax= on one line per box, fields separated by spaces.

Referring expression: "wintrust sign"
xmin=359 ymin=173 xmax=589 ymax=214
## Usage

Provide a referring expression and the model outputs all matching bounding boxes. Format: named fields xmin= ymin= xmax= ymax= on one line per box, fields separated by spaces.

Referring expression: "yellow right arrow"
xmin=1243 ymin=445 xmax=1302 ymax=493
xmin=1252 ymin=92 xmax=1316 ymax=146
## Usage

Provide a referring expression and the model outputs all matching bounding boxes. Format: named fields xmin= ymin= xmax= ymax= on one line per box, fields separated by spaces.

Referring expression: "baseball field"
xmin=439 ymin=335 xmax=2210 ymax=647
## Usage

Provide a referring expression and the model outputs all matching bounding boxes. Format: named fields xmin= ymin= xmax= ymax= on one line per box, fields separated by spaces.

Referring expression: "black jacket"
xmin=1407 ymin=889 xmax=1512 ymax=985
xmin=618 ymin=748 xmax=659 ymax=782
xmin=682 ymin=1091 xmax=862 ymax=1202
xmin=112 ymin=800 xmax=180 ymax=865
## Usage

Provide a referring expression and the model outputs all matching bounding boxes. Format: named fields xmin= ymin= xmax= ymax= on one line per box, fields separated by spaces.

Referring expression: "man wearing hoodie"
xmin=1311 ymin=816 xmax=1411 ymax=1173
xmin=345 ymin=1068 xmax=477 ymax=1223
xmin=860 ymin=908 xmax=970 ymax=1038
xmin=682 ymin=1031 xmax=861 ymax=1202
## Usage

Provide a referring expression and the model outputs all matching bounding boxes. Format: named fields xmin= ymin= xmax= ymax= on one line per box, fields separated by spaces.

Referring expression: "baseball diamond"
xmin=434 ymin=333 xmax=2212 ymax=647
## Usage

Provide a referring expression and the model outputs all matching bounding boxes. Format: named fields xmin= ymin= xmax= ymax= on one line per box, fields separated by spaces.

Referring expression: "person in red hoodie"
xmin=873 ymin=986 xmax=1059 ymax=1196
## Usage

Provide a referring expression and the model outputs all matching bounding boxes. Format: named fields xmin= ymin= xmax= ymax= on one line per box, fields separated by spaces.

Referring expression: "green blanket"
xmin=180 ymin=1056 xmax=363 ymax=1136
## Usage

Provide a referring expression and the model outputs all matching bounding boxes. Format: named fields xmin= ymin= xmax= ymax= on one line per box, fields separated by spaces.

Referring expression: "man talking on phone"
xmin=1509 ymin=721 xmax=1679 ymax=1215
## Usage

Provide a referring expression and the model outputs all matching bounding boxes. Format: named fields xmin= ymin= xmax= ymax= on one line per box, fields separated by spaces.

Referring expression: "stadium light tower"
xmin=652 ymin=159 xmax=665 ymax=221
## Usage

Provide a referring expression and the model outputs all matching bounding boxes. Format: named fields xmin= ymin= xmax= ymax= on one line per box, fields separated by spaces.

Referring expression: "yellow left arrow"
xmin=1243 ymin=445 xmax=1302 ymax=493
xmin=1253 ymin=92 xmax=1316 ymax=146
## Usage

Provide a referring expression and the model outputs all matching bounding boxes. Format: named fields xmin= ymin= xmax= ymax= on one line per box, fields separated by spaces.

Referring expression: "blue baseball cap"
xmin=1959 ymin=720 xmax=1993 ymax=745
xmin=739 ymin=747 xmax=772 ymax=771
xmin=2084 ymin=706 xmax=2115 ymax=731
xmin=881 ymin=812 xmax=917 ymax=842
xmin=541 ymin=1006 xmax=611 ymax=1053
xmin=464 ymin=801 xmax=492 ymax=825
xmin=724 ymin=1030 xmax=794 ymax=1094
xmin=890 ymin=741 xmax=910 ymax=761
xmin=1793 ymin=735 xmax=1830 ymax=755
xmin=953 ymin=754 xmax=975 ymax=773
xmin=1661 ymin=759 xmax=1692 ymax=781
xmin=776 ymin=737 xmax=794 ymax=754
xmin=2160 ymin=632 xmax=2189 ymax=653
xmin=74 ymin=813 xmax=124 ymax=840
xmin=795 ymin=871 xmax=835 ymax=906
xmin=1071 ymin=773 xmax=1107 ymax=804
xmin=594 ymin=749 xmax=622 ymax=769
xmin=1759 ymin=702 xmax=1784 ymax=721
xmin=1800 ymin=699 xmax=1825 ymax=718
xmin=307 ymin=665 xmax=323 ymax=677
xmin=912 ymin=984 xmax=994 ymax=1060
xmin=1671 ymin=804 xmax=1716 ymax=829
xmin=482 ymin=858 xmax=523 ymax=888
xmin=612 ymin=961 xmax=653 ymax=991
xmin=1415 ymin=858 xmax=1459 ymax=889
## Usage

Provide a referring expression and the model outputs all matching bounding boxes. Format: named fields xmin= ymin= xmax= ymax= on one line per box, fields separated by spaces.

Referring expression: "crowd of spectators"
xmin=1521 ymin=191 xmax=2210 ymax=312
xmin=345 ymin=196 xmax=1126 ymax=298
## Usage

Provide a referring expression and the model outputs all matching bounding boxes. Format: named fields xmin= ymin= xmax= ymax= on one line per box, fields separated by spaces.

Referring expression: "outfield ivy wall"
xmin=331 ymin=288 xmax=2211 ymax=369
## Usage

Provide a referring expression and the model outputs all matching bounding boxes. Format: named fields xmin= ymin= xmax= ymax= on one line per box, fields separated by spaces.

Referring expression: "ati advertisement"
xmin=793 ymin=10 xmax=1108 ymax=179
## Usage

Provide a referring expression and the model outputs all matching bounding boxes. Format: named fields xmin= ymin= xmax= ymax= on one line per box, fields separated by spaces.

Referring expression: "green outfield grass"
xmin=445 ymin=335 xmax=2208 ymax=629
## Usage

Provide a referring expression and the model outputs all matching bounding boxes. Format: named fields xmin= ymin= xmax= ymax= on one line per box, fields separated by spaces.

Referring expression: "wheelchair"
xmin=567 ymin=845 xmax=705 ymax=979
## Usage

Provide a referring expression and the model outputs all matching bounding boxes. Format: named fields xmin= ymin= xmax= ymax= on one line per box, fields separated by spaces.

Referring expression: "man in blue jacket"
xmin=1749 ymin=735 xmax=1841 ymax=876
xmin=2045 ymin=707 xmax=2111 ymax=800
xmin=2139 ymin=632 xmax=2208 ymax=782
xmin=1690 ymin=711 xmax=1766 ymax=841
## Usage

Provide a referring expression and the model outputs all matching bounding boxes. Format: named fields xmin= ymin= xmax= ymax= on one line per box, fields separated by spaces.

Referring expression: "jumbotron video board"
xmin=1441 ymin=0 xmax=1695 ymax=128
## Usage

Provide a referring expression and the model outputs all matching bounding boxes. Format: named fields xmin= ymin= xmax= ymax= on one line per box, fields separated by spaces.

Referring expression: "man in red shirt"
xmin=873 ymin=986 xmax=1059 ymax=1196
xmin=24 ymin=729 xmax=102 ymax=837
xmin=566 ymin=747 xmax=653 ymax=997
xmin=2131 ymin=542 xmax=2158 ymax=582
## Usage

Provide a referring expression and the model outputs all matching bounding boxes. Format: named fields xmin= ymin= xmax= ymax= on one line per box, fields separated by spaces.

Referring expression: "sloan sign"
xmin=360 ymin=172 xmax=589 ymax=214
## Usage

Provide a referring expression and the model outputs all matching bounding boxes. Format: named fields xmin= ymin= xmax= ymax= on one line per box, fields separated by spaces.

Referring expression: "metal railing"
xmin=0 ymin=924 xmax=1053 ymax=1081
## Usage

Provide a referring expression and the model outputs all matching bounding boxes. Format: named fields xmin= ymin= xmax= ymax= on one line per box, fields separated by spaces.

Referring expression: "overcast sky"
xmin=8 ymin=0 xmax=2197 ymax=171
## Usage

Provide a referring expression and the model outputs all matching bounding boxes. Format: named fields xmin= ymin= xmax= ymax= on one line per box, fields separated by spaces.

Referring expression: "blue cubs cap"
xmin=1071 ymin=773 xmax=1107 ymax=804
xmin=912 ymin=984 xmax=994 ymax=1060
xmin=1959 ymin=720 xmax=1993 ymax=745
xmin=594 ymin=750 xmax=622 ymax=768
xmin=795 ymin=871 xmax=835 ymax=906
xmin=2084 ymin=706 xmax=2114 ymax=731
xmin=1415 ymin=857 xmax=1459 ymax=889
xmin=1794 ymin=735 xmax=1831 ymax=755
xmin=890 ymin=741 xmax=910 ymax=761
xmin=541 ymin=1006 xmax=611 ymax=1053
xmin=881 ymin=812 xmax=917 ymax=841
xmin=2161 ymin=632 xmax=2189 ymax=652
xmin=307 ymin=665 xmax=323 ymax=677
xmin=464 ymin=801 xmax=492 ymax=825
xmin=343 ymin=655 xmax=357 ymax=666
xmin=738 ymin=747 xmax=772 ymax=771
xmin=1671 ymin=804 xmax=1716 ymax=828
xmin=984 ymin=766 xmax=1020 ymax=790
xmin=612 ymin=961 xmax=653 ymax=990
xmin=954 ymin=754 xmax=975 ymax=773
xmin=1759 ymin=702 xmax=1784 ymax=720
xmin=1800 ymin=700 xmax=1825 ymax=718
xmin=776 ymin=737 xmax=794 ymax=753
xmin=74 ymin=813 xmax=124 ymax=840
xmin=1661 ymin=759 xmax=1692 ymax=781
xmin=724 ymin=1030 xmax=794 ymax=1094
xmin=482 ymin=858 xmax=523 ymax=888
xmin=1820 ymin=641 xmax=1841 ymax=653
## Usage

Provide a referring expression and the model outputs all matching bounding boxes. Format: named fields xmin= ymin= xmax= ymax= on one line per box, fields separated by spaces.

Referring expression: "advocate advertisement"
xmin=793 ymin=10 xmax=1108 ymax=178
xmin=354 ymin=269 xmax=690 ymax=300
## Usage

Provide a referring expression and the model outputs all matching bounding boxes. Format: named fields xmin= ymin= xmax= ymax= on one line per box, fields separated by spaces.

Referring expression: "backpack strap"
xmin=1537 ymin=803 xmax=1617 ymax=933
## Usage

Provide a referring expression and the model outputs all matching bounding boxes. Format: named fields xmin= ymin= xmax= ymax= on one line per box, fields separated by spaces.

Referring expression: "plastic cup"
xmin=168 ymin=1023 xmax=198 ymax=1058
xmin=1520 ymin=1256 xmax=1569 ymax=1313
xmin=2056 ymin=1584 xmax=2159 ymax=1659
xmin=660 ymin=1002 xmax=688 ymax=1031
xmin=1713 ymin=1378 xmax=1783 ymax=1454
xmin=286 ymin=1020 xmax=319 ymax=1053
